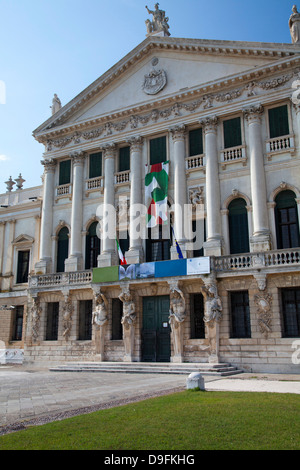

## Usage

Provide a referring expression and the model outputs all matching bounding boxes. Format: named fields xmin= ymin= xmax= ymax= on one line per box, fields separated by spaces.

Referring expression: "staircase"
xmin=50 ymin=361 xmax=243 ymax=376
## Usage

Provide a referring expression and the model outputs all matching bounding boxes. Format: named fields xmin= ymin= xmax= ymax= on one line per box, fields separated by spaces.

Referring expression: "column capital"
xmin=102 ymin=143 xmax=117 ymax=159
xmin=69 ymin=150 xmax=86 ymax=165
xmin=169 ymin=124 xmax=186 ymax=142
xmin=41 ymin=158 xmax=57 ymax=173
xmin=127 ymin=136 xmax=144 ymax=152
xmin=199 ymin=115 xmax=218 ymax=134
xmin=243 ymin=103 xmax=264 ymax=123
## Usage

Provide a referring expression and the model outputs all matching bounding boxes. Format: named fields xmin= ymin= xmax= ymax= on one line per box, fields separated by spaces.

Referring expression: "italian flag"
xmin=116 ymin=238 xmax=127 ymax=265
xmin=145 ymin=161 xmax=169 ymax=228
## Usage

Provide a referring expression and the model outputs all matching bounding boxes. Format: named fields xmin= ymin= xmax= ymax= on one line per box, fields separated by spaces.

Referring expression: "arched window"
xmin=275 ymin=190 xmax=300 ymax=249
xmin=228 ymin=198 xmax=250 ymax=254
xmin=85 ymin=221 xmax=101 ymax=269
xmin=56 ymin=227 xmax=69 ymax=272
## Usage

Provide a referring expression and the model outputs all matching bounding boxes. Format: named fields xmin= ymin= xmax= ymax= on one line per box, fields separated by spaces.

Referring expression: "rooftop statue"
xmin=50 ymin=93 xmax=62 ymax=115
xmin=289 ymin=5 xmax=300 ymax=44
xmin=145 ymin=3 xmax=170 ymax=36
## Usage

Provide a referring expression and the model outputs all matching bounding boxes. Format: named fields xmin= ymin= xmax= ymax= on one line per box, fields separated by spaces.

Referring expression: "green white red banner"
xmin=145 ymin=161 xmax=169 ymax=228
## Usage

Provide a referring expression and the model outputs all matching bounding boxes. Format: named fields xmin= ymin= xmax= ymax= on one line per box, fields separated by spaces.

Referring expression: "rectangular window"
xmin=16 ymin=250 xmax=30 ymax=284
xmin=78 ymin=300 xmax=92 ymax=340
xmin=89 ymin=152 xmax=102 ymax=178
xmin=192 ymin=219 xmax=206 ymax=257
xmin=281 ymin=288 xmax=300 ymax=337
xmin=12 ymin=306 xmax=24 ymax=341
xmin=112 ymin=298 xmax=123 ymax=340
xmin=223 ymin=117 xmax=242 ymax=149
xmin=46 ymin=302 xmax=59 ymax=341
xmin=150 ymin=136 xmax=167 ymax=165
xmin=268 ymin=105 xmax=289 ymax=138
xmin=230 ymin=291 xmax=251 ymax=338
xmin=189 ymin=128 xmax=203 ymax=156
xmin=119 ymin=147 xmax=130 ymax=172
xmin=190 ymin=294 xmax=205 ymax=339
xmin=59 ymin=159 xmax=71 ymax=185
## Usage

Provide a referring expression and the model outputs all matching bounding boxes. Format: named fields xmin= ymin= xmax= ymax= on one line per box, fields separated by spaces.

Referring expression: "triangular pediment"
xmin=33 ymin=36 xmax=300 ymax=140
xmin=13 ymin=234 xmax=34 ymax=245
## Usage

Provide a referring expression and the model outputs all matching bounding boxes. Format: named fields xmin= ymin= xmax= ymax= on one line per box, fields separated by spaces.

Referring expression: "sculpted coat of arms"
xmin=142 ymin=68 xmax=167 ymax=95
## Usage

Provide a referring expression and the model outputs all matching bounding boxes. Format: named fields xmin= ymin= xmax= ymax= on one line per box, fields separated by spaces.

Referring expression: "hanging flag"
xmin=116 ymin=238 xmax=127 ymax=265
xmin=145 ymin=161 xmax=169 ymax=228
xmin=171 ymin=226 xmax=184 ymax=259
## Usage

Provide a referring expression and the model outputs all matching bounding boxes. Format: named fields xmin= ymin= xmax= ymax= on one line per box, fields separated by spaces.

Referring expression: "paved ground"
xmin=0 ymin=364 xmax=299 ymax=435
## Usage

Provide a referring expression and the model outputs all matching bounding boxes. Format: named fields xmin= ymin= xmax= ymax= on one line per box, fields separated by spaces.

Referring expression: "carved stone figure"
xmin=119 ymin=290 xmax=136 ymax=329
xmin=203 ymin=283 xmax=223 ymax=326
xmin=62 ymin=295 xmax=73 ymax=341
xmin=92 ymin=292 xmax=108 ymax=328
xmin=169 ymin=285 xmax=186 ymax=361
xmin=119 ymin=288 xmax=136 ymax=361
xmin=289 ymin=5 xmax=300 ymax=44
xmin=145 ymin=3 xmax=170 ymax=36
xmin=50 ymin=94 xmax=62 ymax=115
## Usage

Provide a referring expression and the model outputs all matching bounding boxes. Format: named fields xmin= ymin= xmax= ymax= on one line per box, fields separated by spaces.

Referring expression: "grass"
xmin=0 ymin=390 xmax=299 ymax=450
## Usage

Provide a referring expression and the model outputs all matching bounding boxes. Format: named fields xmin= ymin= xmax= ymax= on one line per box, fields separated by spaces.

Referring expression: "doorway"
xmin=142 ymin=296 xmax=171 ymax=362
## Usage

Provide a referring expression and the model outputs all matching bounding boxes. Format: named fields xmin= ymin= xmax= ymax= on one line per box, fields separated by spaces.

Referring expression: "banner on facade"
xmin=92 ymin=257 xmax=210 ymax=283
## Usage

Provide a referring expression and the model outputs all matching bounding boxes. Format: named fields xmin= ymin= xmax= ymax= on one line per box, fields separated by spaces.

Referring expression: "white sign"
xmin=186 ymin=257 xmax=210 ymax=275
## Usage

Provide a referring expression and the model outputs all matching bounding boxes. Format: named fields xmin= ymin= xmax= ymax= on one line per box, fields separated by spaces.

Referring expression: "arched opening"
xmin=56 ymin=226 xmax=69 ymax=273
xmin=228 ymin=198 xmax=250 ymax=254
xmin=275 ymin=190 xmax=300 ymax=249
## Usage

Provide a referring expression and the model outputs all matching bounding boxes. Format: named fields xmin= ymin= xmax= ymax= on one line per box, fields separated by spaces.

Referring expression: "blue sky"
xmin=0 ymin=0 xmax=294 ymax=194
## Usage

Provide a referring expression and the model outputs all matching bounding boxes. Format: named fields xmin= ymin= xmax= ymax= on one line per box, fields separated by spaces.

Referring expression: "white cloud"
xmin=0 ymin=154 xmax=9 ymax=161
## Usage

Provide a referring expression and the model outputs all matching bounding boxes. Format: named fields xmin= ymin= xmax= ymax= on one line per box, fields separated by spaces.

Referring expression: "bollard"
xmin=186 ymin=372 xmax=205 ymax=390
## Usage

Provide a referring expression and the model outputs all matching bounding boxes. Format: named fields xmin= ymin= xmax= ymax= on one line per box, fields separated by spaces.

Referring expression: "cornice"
xmin=33 ymin=36 xmax=300 ymax=139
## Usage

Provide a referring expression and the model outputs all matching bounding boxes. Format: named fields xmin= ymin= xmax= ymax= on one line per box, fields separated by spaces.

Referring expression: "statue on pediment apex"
xmin=145 ymin=3 xmax=170 ymax=36
xmin=289 ymin=5 xmax=300 ymax=44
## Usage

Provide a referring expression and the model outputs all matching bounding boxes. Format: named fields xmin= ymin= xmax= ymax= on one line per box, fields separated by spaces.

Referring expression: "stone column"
xmin=244 ymin=104 xmax=271 ymax=251
xmin=35 ymin=159 xmax=56 ymax=273
xmin=203 ymin=275 xmax=222 ymax=363
xmin=98 ymin=144 xmax=117 ymax=267
xmin=0 ymin=221 xmax=6 ymax=277
xmin=168 ymin=281 xmax=186 ymax=363
xmin=126 ymin=136 xmax=144 ymax=264
xmin=65 ymin=151 xmax=85 ymax=272
xmin=170 ymin=125 xmax=190 ymax=259
xmin=201 ymin=116 xmax=223 ymax=256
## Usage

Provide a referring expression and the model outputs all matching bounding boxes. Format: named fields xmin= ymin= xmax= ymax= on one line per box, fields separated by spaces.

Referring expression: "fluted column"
xmin=201 ymin=116 xmax=223 ymax=256
xmin=65 ymin=151 xmax=85 ymax=272
xmin=244 ymin=104 xmax=271 ymax=251
xmin=170 ymin=125 xmax=190 ymax=258
xmin=97 ymin=144 xmax=117 ymax=267
xmin=35 ymin=159 xmax=56 ymax=273
xmin=126 ymin=136 xmax=144 ymax=264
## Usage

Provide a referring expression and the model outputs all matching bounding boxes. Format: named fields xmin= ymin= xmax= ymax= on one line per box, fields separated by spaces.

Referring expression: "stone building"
xmin=0 ymin=5 xmax=300 ymax=373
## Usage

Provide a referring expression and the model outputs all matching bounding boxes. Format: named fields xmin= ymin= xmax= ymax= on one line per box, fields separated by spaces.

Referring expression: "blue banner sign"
xmin=93 ymin=257 xmax=210 ymax=283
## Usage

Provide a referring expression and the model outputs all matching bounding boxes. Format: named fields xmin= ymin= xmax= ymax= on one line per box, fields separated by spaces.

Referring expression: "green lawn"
xmin=0 ymin=390 xmax=299 ymax=450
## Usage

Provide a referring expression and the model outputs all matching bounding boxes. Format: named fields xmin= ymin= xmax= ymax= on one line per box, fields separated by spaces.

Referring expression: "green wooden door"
xmin=142 ymin=296 xmax=170 ymax=362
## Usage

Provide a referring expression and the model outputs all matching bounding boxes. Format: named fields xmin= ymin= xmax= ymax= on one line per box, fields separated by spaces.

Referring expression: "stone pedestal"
xmin=95 ymin=326 xmax=106 ymax=360
xmin=97 ymin=252 xmax=118 ymax=268
xmin=123 ymin=324 xmax=135 ymax=362
xmin=65 ymin=255 xmax=83 ymax=272
xmin=125 ymin=247 xmax=144 ymax=265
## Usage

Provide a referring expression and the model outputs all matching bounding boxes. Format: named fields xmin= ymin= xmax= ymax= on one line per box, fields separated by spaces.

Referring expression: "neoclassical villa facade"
xmin=1 ymin=6 xmax=300 ymax=373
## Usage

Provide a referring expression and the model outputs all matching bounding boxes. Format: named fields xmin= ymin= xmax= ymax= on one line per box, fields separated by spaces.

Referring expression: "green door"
xmin=142 ymin=296 xmax=171 ymax=362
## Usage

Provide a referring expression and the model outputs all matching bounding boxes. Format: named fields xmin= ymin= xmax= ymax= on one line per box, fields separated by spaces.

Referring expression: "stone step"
xmin=50 ymin=361 xmax=243 ymax=376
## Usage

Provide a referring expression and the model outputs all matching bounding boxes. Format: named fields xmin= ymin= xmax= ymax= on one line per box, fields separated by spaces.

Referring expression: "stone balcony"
xmin=28 ymin=248 xmax=300 ymax=290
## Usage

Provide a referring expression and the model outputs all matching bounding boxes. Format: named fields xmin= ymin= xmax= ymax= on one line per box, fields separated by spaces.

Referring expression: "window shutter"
xmin=59 ymin=160 xmax=71 ymax=185
xmin=228 ymin=199 xmax=249 ymax=254
xmin=89 ymin=152 xmax=102 ymax=178
xmin=189 ymin=128 xmax=203 ymax=156
xmin=268 ymin=105 xmax=289 ymax=138
xmin=119 ymin=147 xmax=130 ymax=172
xmin=57 ymin=227 xmax=69 ymax=272
xmin=150 ymin=136 xmax=167 ymax=165
xmin=223 ymin=117 xmax=242 ymax=149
